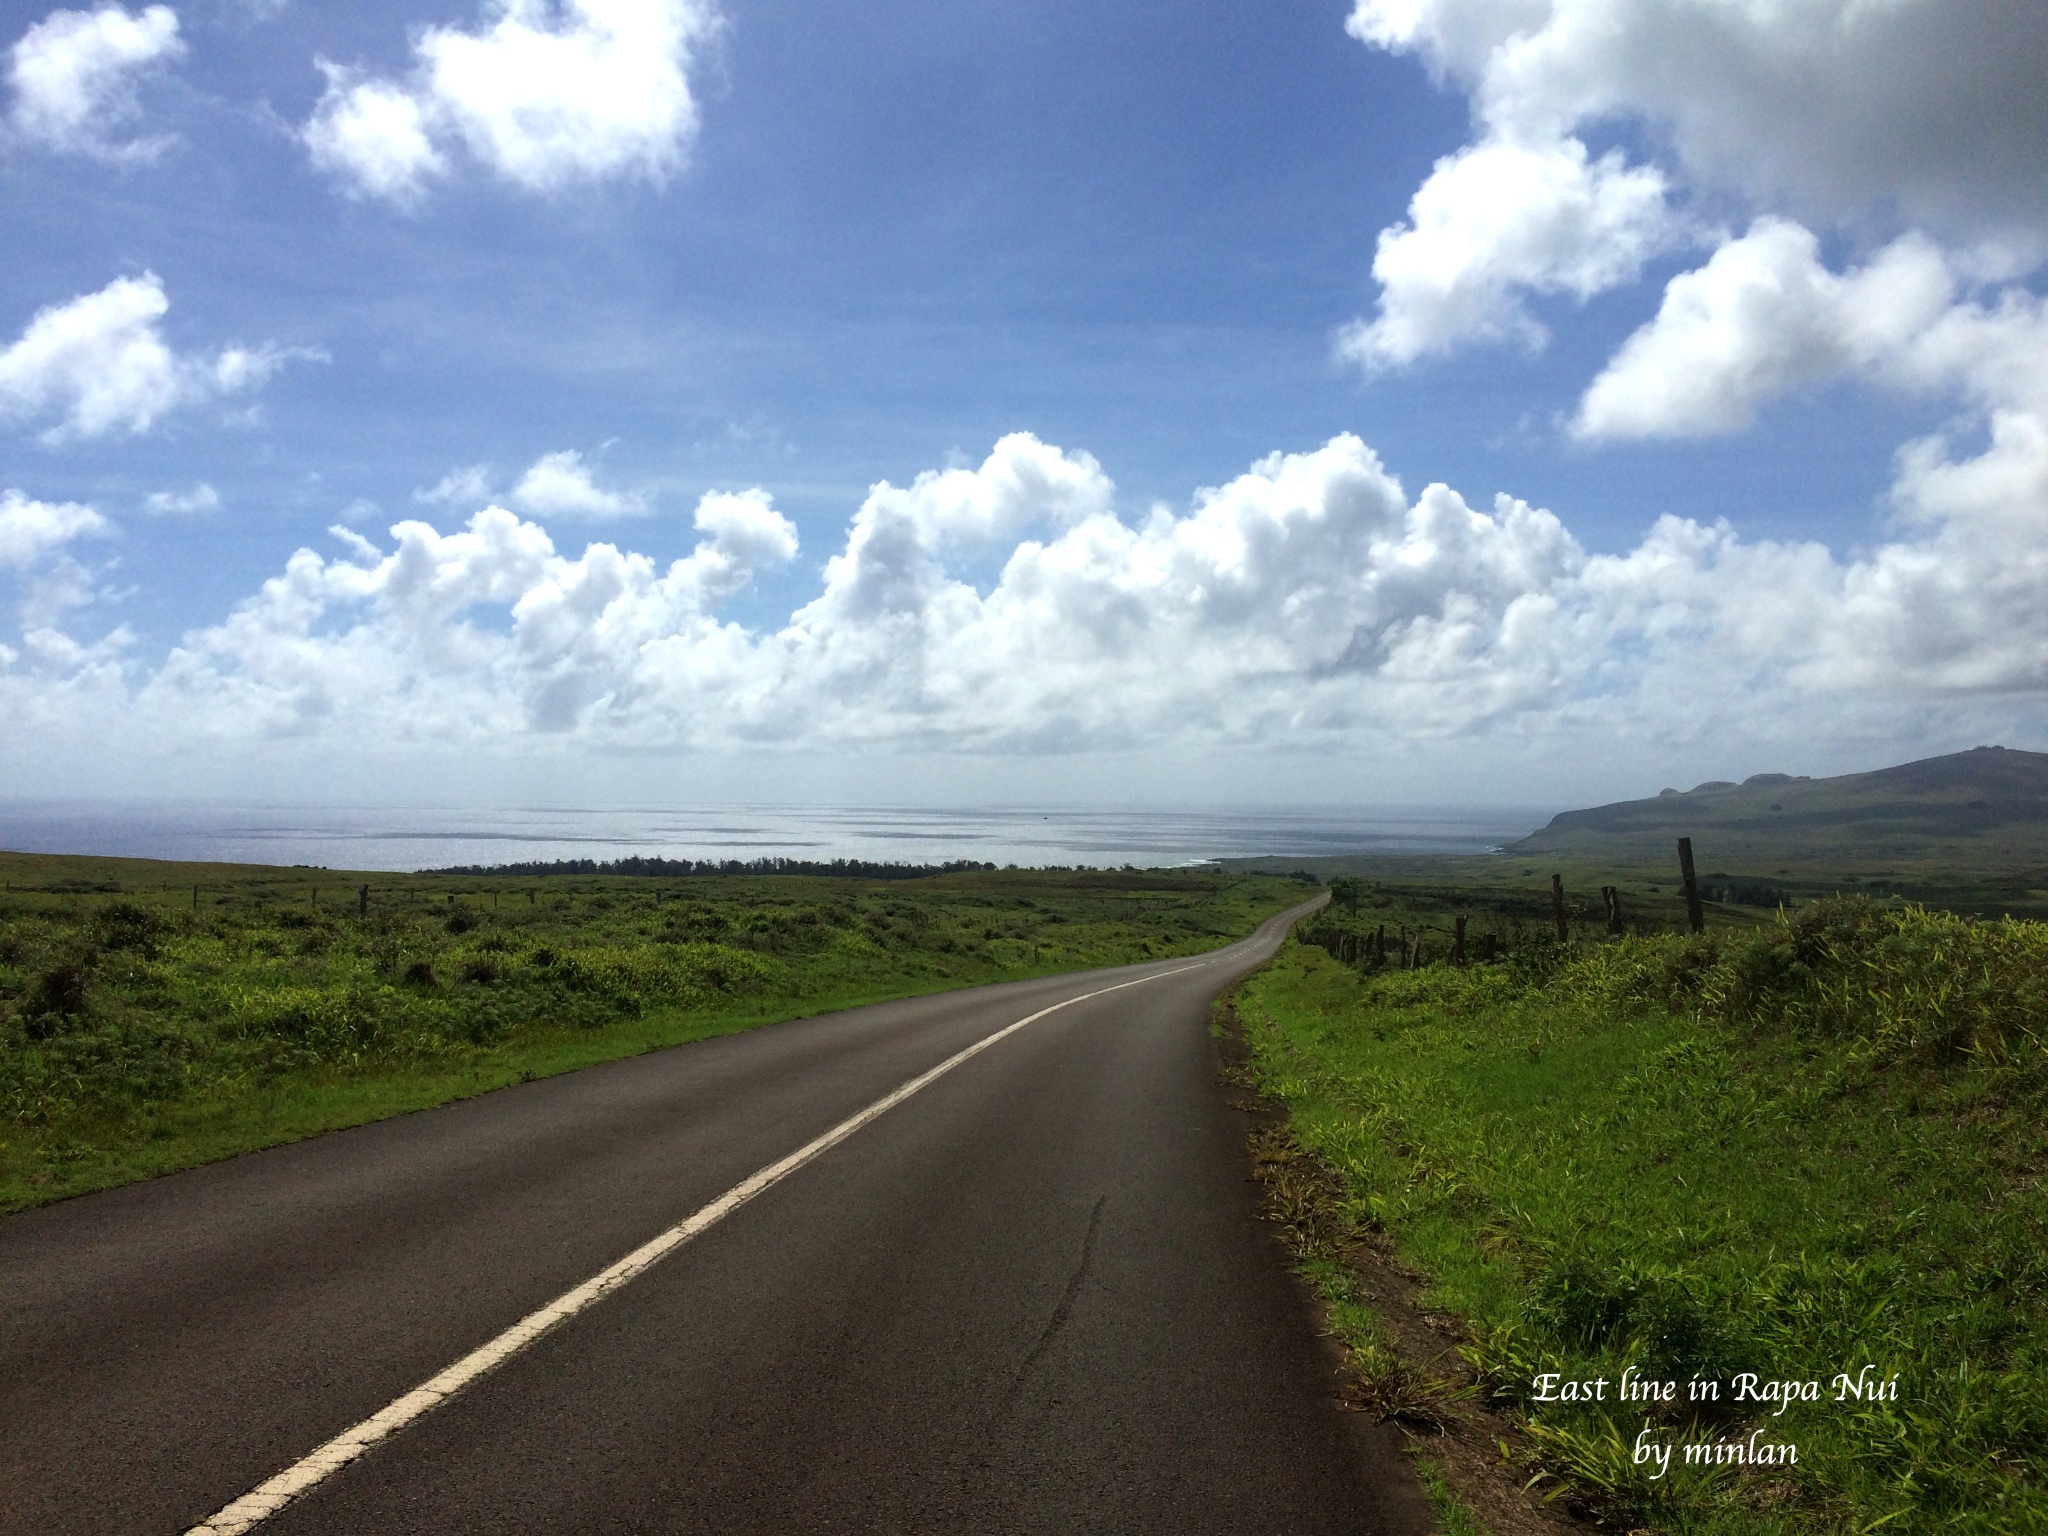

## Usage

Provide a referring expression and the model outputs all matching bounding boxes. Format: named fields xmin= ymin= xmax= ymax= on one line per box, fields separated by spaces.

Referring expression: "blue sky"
xmin=3 ymin=2 xmax=2045 ymax=808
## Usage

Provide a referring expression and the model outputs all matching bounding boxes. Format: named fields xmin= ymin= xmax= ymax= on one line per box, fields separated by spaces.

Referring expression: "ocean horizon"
xmin=0 ymin=801 xmax=1548 ymax=874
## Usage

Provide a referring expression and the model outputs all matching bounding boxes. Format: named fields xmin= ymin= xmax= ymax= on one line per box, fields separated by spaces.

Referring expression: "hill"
xmin=1508 ymin=745 xmax=2048 ymax=867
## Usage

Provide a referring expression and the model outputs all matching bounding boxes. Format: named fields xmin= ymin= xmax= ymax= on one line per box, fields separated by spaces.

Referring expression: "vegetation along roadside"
xmin=1233 ymin=890 xmax=2047 ymax=1536
xmin=0 ymin=851 xmax=1309 ymax=1214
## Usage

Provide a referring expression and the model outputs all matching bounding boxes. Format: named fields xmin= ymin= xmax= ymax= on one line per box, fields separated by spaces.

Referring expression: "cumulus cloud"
xmin=1348 ymin=0 xmax=2048 ymax=248
xmin=510 ymin=450 xmax=644 ymax=518
xmin=1344 ymin=2 xmax=2048 ymax=370
xmin=0 ymin=488 xmax=106 ymax=568
xmin=6 ymin=420 xmax=2044 ymax=772
xmin=304 ymin=0 xmax=721 ymax=204
xmin=7 ymin=3 xmax=184 ymax=160
xmin=1575 ymin=220 xmax=1953 ymax=439
xmin=1339 ymin=134 xmax=1680 ymax=366
xmin=1576 ymin=219 xmax=2048 ymax=442
xmin=130 ymin=484 xmax=796 ymax=739
xmin=0 ymin=273 xmax=306 ymax=442
xmin=303 ymin=66 xmax=443 ymax=204
xmin=769 ymin=434 xmax=1578 ymax=749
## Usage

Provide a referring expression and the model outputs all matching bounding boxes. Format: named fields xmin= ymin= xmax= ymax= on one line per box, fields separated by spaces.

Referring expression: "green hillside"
xmin=1509 ymin=745 xmax=2048 ymax=867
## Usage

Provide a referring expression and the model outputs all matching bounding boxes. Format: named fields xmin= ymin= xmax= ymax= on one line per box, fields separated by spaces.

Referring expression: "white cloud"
xmin=144 ymin=480 xmax=219 ymax=514
xmin=693 ymin=487 xmax=799 ymax=569
xmin=416 ymin=463 xmax=493 ymax=506
xmin=303 ymin=0 xmax=721 ymax=203
xmin=0 ymin=488 xmax=106 ymax=568
xmin=131 ymin=484 xmax=796 ymax=739
xmin=1338 ymin=134 xmax=1681 ymax=366
xmin=303 ymin=64 xmax=444 ymax=205
xmin=510 ymin=449 xmax=644 ymax=518
xmin=1339 ymin=1 xmax=2048 ymax=692
xmin=0 ymin=273 xmax=305 ymax=442
xmin=7 ymin=3 xmax=184 ymax=160
xmin=768 ymin=434 xmax=1578 ymax=749
xmin=1574 ymin=220 xmax=1949 ymax=439
xmin=1344 ymin=2 xmax=2048 ymax=371
xmin=1348 ymin=1 xmax=2048 ymax=248
xmin=5 ymin=419 xmax=2042 ymax=776
xmin=1576 ymin=219 xmax=2048 ymax=442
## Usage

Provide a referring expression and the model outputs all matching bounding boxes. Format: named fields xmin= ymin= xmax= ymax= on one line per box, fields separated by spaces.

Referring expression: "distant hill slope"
xmin=1508 ymin=746 xmax=2048 ymax=867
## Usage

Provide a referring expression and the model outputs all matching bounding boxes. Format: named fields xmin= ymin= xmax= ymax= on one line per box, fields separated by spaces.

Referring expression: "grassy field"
xmin=1225 ymin=847 xmax=2048 ymax=924
xmin=0 ymin=850 xmax=1308 ymax=1213
xmin=1236 ymin=894 xmax=2048 ymax=1534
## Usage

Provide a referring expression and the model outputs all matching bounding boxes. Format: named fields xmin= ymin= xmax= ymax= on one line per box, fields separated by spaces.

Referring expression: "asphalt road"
xmin=1 ymin=899 xmax=1429 ymax=1535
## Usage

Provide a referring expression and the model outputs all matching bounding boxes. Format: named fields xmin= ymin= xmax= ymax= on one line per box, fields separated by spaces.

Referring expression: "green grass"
xmin=1235 ymin=898 xmax=2048 ymax=1535
xmin=1227 ymin=849 xmax=2048 ymax=924
xmin=0 ymin=852 xmax=1309 ymax=1212
xmin=1412 ymin=1455 xmax=1493 ymax=1536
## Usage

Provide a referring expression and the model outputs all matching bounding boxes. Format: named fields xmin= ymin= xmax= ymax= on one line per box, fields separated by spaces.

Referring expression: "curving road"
xmin=0 ymin=899 xmax=1428 ymax=1534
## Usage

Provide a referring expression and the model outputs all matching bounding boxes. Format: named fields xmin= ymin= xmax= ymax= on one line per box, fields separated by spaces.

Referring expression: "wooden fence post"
xmin=1602 ymin=885 xmax=1622 ymax=934
xmin=1551 ymin=874 xmax=1569 ymax=943
xmin=358 ymin=884 xmax=369 ymax=917
xmin=1453 ymin=915 xmax=1467 ymax=964
xmin=1677 ymin=838 xmax=1705 ymax=934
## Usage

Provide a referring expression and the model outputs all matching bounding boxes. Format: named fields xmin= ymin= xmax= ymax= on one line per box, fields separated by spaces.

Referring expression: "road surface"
xmin=1 ymin=899 xmax=1428 ymax=1534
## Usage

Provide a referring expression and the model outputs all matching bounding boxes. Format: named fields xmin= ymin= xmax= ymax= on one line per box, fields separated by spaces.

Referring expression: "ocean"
xmin=0 ymin=802 xmax=1545 ymax=873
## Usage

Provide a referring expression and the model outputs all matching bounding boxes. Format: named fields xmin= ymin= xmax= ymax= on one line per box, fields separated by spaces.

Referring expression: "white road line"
xmin=185 ymin=960 xmax=1210 ymax=1536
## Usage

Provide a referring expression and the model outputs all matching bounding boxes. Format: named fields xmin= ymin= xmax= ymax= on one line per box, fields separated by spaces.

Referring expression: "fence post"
xmin=1678 ymin=838 xmax=1705 ymax=934
xmin=1551 ymin=874 xmax=1569 ymax=943
xmin=1602 ymin=885 xmax=1622 ymax=934
xmin=1453 ymin=915 xmax=1467 ymax=964
xmin=358 ymin=884 xmax=369 ymax=917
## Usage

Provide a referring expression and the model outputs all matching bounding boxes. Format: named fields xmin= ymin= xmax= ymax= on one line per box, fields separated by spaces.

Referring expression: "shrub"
xmin=1702 ymin=899 xmax=2048 ymax=1065
xmin=221 ymin=986 xmax=410 ymax=1068
xmin=3 ymin=1015 xmax=190 ymax=1119
xmin=1550 ymin=899 xmax=2048 ymax=1071
xmin=25 ymin=961 xmax=91 ymax=1027
xmin=549 ymin=942 xmax=773 ymax=1016
xmin=89 ymin=901 xmax=169 ymax=957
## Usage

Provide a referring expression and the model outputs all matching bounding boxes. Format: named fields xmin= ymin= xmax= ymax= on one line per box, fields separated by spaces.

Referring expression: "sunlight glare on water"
xmin=0 ymin=803 xmax=1544 ymax=872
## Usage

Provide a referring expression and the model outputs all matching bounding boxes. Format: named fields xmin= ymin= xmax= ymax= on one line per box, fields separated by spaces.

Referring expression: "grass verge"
xmin=1232 ymin=898 xmax=2048 ymax=1536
